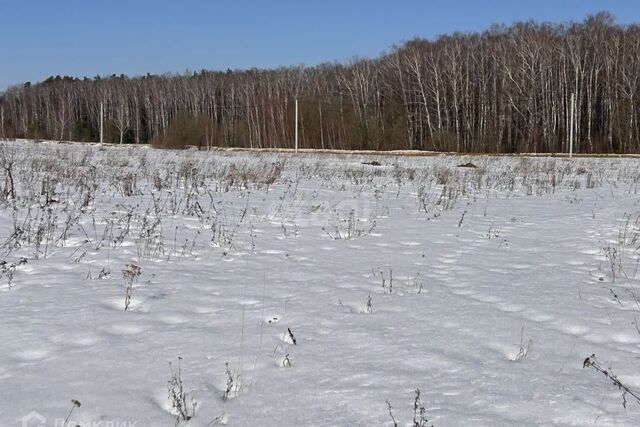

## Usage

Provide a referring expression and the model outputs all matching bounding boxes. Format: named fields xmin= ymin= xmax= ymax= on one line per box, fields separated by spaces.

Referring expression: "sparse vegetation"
xmin=0 ymin=140 xmax=639 ymax=425
xmin=386 ymin=389 xmax=433 ymax=427
xmin=167 ymin=358 xmax=196 ymax=425
xmin=62 ymin=399 xmax=81 ymax=427
xmin=583 ymin=354 xmax=640 ymax=408
xmin=122 ymin=263 xmax=142 ymax=311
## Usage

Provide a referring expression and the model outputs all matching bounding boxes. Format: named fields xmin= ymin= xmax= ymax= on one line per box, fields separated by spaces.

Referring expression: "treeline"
xmin=1 ymin=12 xmax=639 ymax=153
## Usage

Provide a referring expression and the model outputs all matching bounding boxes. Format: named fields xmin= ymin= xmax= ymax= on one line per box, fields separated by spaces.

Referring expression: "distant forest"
xmin=1 ymin=12 xmax=639 ymax=153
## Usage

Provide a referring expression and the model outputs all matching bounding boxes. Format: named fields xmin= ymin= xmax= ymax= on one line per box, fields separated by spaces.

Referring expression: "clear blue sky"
xmin=1 ymin=0 xmax=639 ymax=91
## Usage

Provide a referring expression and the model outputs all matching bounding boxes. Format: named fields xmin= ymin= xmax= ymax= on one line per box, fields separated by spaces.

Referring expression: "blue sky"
xmin=1 ymin=0 xmax=638 ymax=90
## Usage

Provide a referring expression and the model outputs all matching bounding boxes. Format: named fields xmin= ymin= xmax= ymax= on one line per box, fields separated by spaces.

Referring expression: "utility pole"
xmin=294 ymin=97 xmax=299 ymax=153
xmin=100 ymin=101 xmax=104 ymax=145
xmin=569 ymin=93 xmax=575 ymax=158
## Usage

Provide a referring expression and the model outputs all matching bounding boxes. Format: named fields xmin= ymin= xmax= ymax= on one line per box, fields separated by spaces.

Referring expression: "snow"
xmin=1 ymin=140 xmax=640 ymax=426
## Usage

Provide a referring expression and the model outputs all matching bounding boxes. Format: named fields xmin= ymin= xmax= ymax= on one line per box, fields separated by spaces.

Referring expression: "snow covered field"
xmin=1 ymin=140 xmax=640 ymax=426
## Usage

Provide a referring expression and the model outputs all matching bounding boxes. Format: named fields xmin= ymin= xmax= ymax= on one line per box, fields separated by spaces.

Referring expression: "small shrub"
xmin=583 ymin=354 xmax=640 ymax=408
xmin=122 ymin=263 xmax=142 ymax=311
xmin=167 ymin=357 xmax=196 ymax=425
xmin=223 ymin=362 xmax=235 ymax=401
xmin=151 ymin=114 xmax=216 ymax=149
xmin=386 ymin=389 xmax=433 ymax=427
xmin=511 ymin=327 xmax=533 ymax=362
xmin=62 ymin=399 xmax=81 ymax=427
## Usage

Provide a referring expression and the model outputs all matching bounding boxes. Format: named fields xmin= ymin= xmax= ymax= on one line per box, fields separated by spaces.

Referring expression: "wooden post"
xmin=295 ymin=97 xmax=299 ymax=152
xmin=100 ymin=101 xmax=104 ymax=144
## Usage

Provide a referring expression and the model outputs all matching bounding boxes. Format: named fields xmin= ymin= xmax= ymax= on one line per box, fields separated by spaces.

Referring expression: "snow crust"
xmin=1 ymin=140 xmax=640 ymax=426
